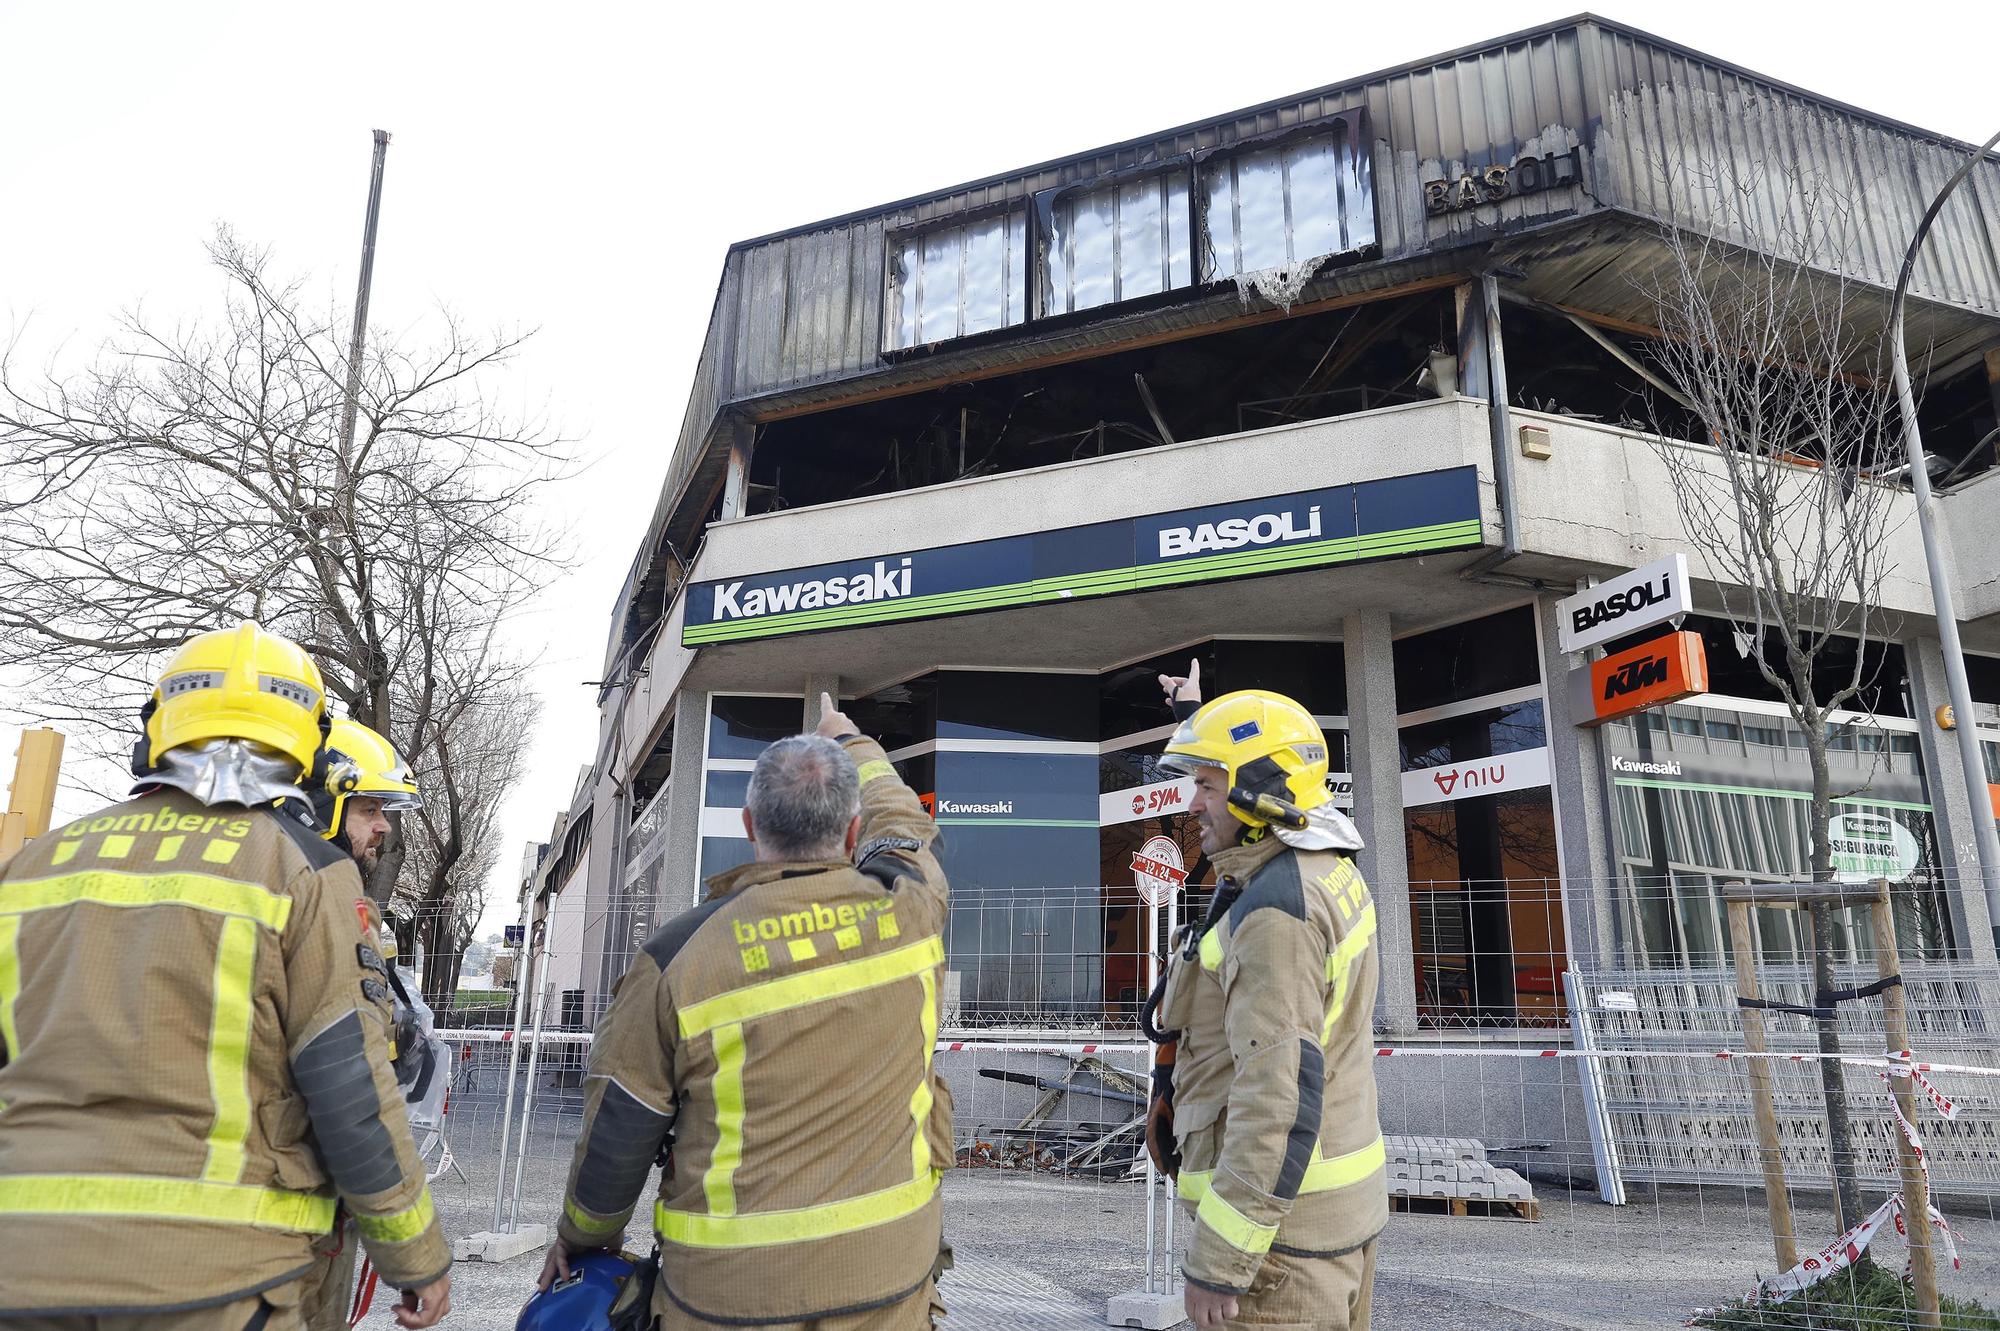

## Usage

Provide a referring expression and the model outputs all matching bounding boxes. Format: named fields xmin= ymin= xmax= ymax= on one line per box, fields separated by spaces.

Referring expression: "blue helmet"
xmin=516 ymin=1251 xmax=637 ymax=1331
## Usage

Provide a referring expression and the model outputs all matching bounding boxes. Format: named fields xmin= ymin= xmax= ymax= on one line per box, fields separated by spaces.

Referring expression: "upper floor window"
xmin=1202 ymin=120 xmax=1375 ymax=280
xmin=1041 ymin=170 xmax=1192 ymax=317
xmin=883 ymin=109 xmax=1375 ymax=354
xmin=885 ymin=209 xmax=1028 ymax=351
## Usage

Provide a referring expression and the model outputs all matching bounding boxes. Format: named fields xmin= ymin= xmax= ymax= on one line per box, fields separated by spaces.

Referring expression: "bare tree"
xmin=1639 ymin=171 xmax=1905 ymax=1238
xmin=396 ymin=624 xmax=539 ymax=1007
xmin=0 ymin=228 xmax=564 ymax=974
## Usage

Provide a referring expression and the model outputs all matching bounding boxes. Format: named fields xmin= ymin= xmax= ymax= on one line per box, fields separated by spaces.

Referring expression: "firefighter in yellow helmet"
xmin=0 ymin=623 xmax=452 ymax=1330
xmin=289 ymin=717 xmax=442 ymax=1331
xmin=1145 ymin=659 xmax=1386 ymax=1330
xmin=539 ymin=695 xmax=953 ymax=1328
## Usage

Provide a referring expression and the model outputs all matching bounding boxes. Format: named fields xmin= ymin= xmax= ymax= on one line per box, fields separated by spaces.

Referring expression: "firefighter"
xmin=0 ymin=622 xmax=452 ymax=1330
xmin=1150 ymin=660 xmax=1387 ymax=1330
xmin=538 ymin=694 xmax=952 ymax=1329
xmin=290 ymin=717 xmax=434 ymax=1331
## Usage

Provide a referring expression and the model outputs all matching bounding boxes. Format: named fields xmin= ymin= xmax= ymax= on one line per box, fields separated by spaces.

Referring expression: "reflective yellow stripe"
xmin=565 ymin=1197 xmax=624 ymax=1237
xmin=0 ymin=870 xmax=290 ymax=931
xmin=656 ymin=1169 xmax=940 ymax=1249
xmin=1175 ymin=1138 xmax=1382 ymax=1205
xmin=856 ymin=760 xmax=896 ymax=786
xmin=1198 ymin=925 xmax=1224 ymax=973
xmin=201 ymin=917 xmax=258 ymax=1182
xmin=909 ymin=969 xmax=939 ymax=1179
xmin=1301 ymin=1134 xmax=1386 ymax=1192
xmin=0 ymin=916 xmax=18 ymax=1112
xmin=353 ymin=1189 xmax=436 ymax=1244
xmin=1195 ymin=1187 xmax=1277 ymax=1255
xmin=1321 ymin=901 xmax=1378 ymax=1043
xmin=705 ymin=1024 xmax=746 ymax=1216
xmin=678 ymin=936 xmax=945 ymax=1039
xmin=0 ymin=1174 xmax=333 ymax=1232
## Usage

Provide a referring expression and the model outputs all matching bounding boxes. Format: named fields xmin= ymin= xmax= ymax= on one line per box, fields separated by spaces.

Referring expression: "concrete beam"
xmin=1344 ymin=608 xmax=1419 ymax=1035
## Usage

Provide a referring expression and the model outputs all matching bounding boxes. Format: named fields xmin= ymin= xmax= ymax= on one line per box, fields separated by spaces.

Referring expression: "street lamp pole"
xmin=1887 ymin=126 xmax=2000 ymax=944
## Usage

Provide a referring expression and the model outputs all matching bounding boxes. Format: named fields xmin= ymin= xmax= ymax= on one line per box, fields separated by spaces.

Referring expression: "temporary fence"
xmin=420 ymin=877 xmax=2000 ymax=1328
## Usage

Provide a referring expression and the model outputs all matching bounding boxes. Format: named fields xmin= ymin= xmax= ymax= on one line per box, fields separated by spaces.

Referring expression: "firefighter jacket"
xmin=1158 ymin=831 xmax=1388 ymax=1294
xmin=557 ymin=735 xmax=952 ymax=1325
xmin=0 ymin=789 xmax=450 ymax=1316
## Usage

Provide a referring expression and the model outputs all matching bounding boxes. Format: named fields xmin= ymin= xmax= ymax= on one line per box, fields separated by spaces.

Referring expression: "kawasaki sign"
xmin=684 ymin=468 xmax=1482 ymax=645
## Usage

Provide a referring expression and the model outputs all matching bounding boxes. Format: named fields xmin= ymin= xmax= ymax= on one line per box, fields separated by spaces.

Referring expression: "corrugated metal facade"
xmin=619 ymin=16 xmax=2000 ymax=653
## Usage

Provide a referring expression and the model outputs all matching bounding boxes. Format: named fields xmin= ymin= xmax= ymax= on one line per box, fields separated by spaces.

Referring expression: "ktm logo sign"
xmin=1603 ymin=654 xmax=1671 ymax=699
xmin=1582 ymin=631 xmax=1708 ymax=726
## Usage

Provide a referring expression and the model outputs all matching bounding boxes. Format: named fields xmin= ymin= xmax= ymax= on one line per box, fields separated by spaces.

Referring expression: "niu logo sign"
xmin=1577 ymin=631 xmax=1709 ymax=727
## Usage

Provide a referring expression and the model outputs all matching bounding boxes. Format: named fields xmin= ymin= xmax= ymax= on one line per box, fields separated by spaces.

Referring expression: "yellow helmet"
xmin=136 ymin=622 xmax=328 ymax=777
xmin=1158 ymin=690 xmax=1330 ymax=828
xmin=312 ymin=718 xmax=422 ymax=841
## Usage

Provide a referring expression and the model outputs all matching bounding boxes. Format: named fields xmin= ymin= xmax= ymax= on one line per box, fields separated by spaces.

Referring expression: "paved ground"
xmin=362 ymin=1065 xmax=2000 ymax=1329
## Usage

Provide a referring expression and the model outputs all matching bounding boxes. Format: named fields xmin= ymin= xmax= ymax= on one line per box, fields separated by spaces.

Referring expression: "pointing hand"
xmin=1158 ymin=658 xmax=1202 ymax=709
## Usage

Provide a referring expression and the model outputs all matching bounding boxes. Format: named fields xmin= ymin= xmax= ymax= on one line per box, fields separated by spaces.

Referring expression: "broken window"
xmin=1041 ymin=170 xmax=1191 ymax=317
xmin=1202 ymin=119 xmax=1375 ymax=279
xmin=885 ymin=208 xmax=1028 ymax=351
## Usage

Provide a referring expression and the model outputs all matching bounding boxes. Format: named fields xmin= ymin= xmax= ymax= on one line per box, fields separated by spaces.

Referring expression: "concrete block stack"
xmin=1383 ymin=1135 xmax=1536 ymax=1215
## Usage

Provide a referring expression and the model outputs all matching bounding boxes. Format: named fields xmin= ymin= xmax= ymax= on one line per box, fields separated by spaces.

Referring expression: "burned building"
xmin=564 ymin=13 xmax=2000 ymax=1157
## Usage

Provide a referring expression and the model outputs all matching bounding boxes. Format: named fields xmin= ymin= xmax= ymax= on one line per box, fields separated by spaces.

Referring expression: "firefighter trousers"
xmin=3 ymin=1276 xmax=309 ymax=1331
xmin=655 ymin=1276 xmax=945 ymax=1330
xmin=297 ymin=1217 xmax=360 ymax=1331
xmin=1221 ymin=1239 xmax=1376 ymax=1330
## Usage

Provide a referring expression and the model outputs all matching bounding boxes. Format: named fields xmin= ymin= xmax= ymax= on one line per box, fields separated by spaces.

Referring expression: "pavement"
xmin=360 ymin=1065 xmax=2000 ymax=1329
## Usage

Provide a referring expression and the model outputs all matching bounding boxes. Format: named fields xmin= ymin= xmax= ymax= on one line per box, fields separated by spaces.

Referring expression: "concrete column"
xmin=661 ymin=689 xmax=711 ymax=916
xmin=719 ymin=414 xmax=755 ymax=521
xmin=803 ymin=675 xmax=842 ymax=732
xmin=1343 ymin=609 xmax=1418 ymax=1035
xmin=1906 ymin=636 xmax=1998 ymax=965
xmin=580 ymin=762 xmax=625 ymax=1013
xmin=1535 ymin=596 xmax=1622 ymax=970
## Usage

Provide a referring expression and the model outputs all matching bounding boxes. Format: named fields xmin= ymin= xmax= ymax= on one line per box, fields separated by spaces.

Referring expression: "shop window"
xmin=1393 ymin=606 xmax=1539 ymax=715
xmin=707 ymin=695 xmax=804 ymax=760
xmin=1042 ymin=170 xmax=1192 ymax=317
xmin=885 ymin=210 xmax=1029 ymax=351
xmin=1406 ymin=791 xmax=1565 ymax=1028
xmin=702 ymin=769 xmax=752 ymax=807
xmin=1201 ymin=120 xmax=1375 ymax=280
xmin=698 ymin=837 xmax=754 ymax=881
xmin=937 ymin=670 xmax=1096 ymax=743
xmin=1606 ymin=705 xmax=1954 ymax=966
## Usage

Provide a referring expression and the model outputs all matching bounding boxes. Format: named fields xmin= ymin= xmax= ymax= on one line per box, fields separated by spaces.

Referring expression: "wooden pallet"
xmin=1389 ymin=1191 xmax=1540 ymax=1221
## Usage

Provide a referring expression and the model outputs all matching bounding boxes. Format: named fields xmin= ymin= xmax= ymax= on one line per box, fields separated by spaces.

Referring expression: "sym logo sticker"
xmin=1402 ymin=747 xmax=1552 ymax=809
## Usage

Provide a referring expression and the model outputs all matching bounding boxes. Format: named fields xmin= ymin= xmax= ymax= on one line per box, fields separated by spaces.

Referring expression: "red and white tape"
xmin=438 ymin=1028 xmax=2000 ymax=1081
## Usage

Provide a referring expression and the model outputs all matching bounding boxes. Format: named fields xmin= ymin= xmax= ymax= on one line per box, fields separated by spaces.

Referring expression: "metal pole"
xmin=1143 ymin=896 xmax=1159 ymax=1294
xmin=1886 ymin=126 xmax=2000 ymax=945
xmin=491 ymin=891 xmax=537 ymax=1232
xmin=337 ymin=130 xmax=391 ymax=493
xmin=509 ymin=935 xmax=553 ymax=1230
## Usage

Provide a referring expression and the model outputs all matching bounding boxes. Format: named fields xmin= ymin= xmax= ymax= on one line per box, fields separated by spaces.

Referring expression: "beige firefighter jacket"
xmin=557 ymin=735 xmax=952 ymax=1325
xmin=0 ymin=788 xmax=449 ymax=1316
xmin=1159 ymin=831 xmax=1388 ymax=1294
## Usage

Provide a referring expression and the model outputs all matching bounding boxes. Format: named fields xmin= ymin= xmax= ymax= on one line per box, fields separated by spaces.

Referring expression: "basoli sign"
xmin=683 ymin=468 xmax=1482 ymax=646
xmin=1555 ymin=554 xmax=1692 ymax=654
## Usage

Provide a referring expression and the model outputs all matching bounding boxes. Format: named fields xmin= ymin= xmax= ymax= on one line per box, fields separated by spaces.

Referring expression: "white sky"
xmin=1 ymin=0 xmax=1991 ymax=939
